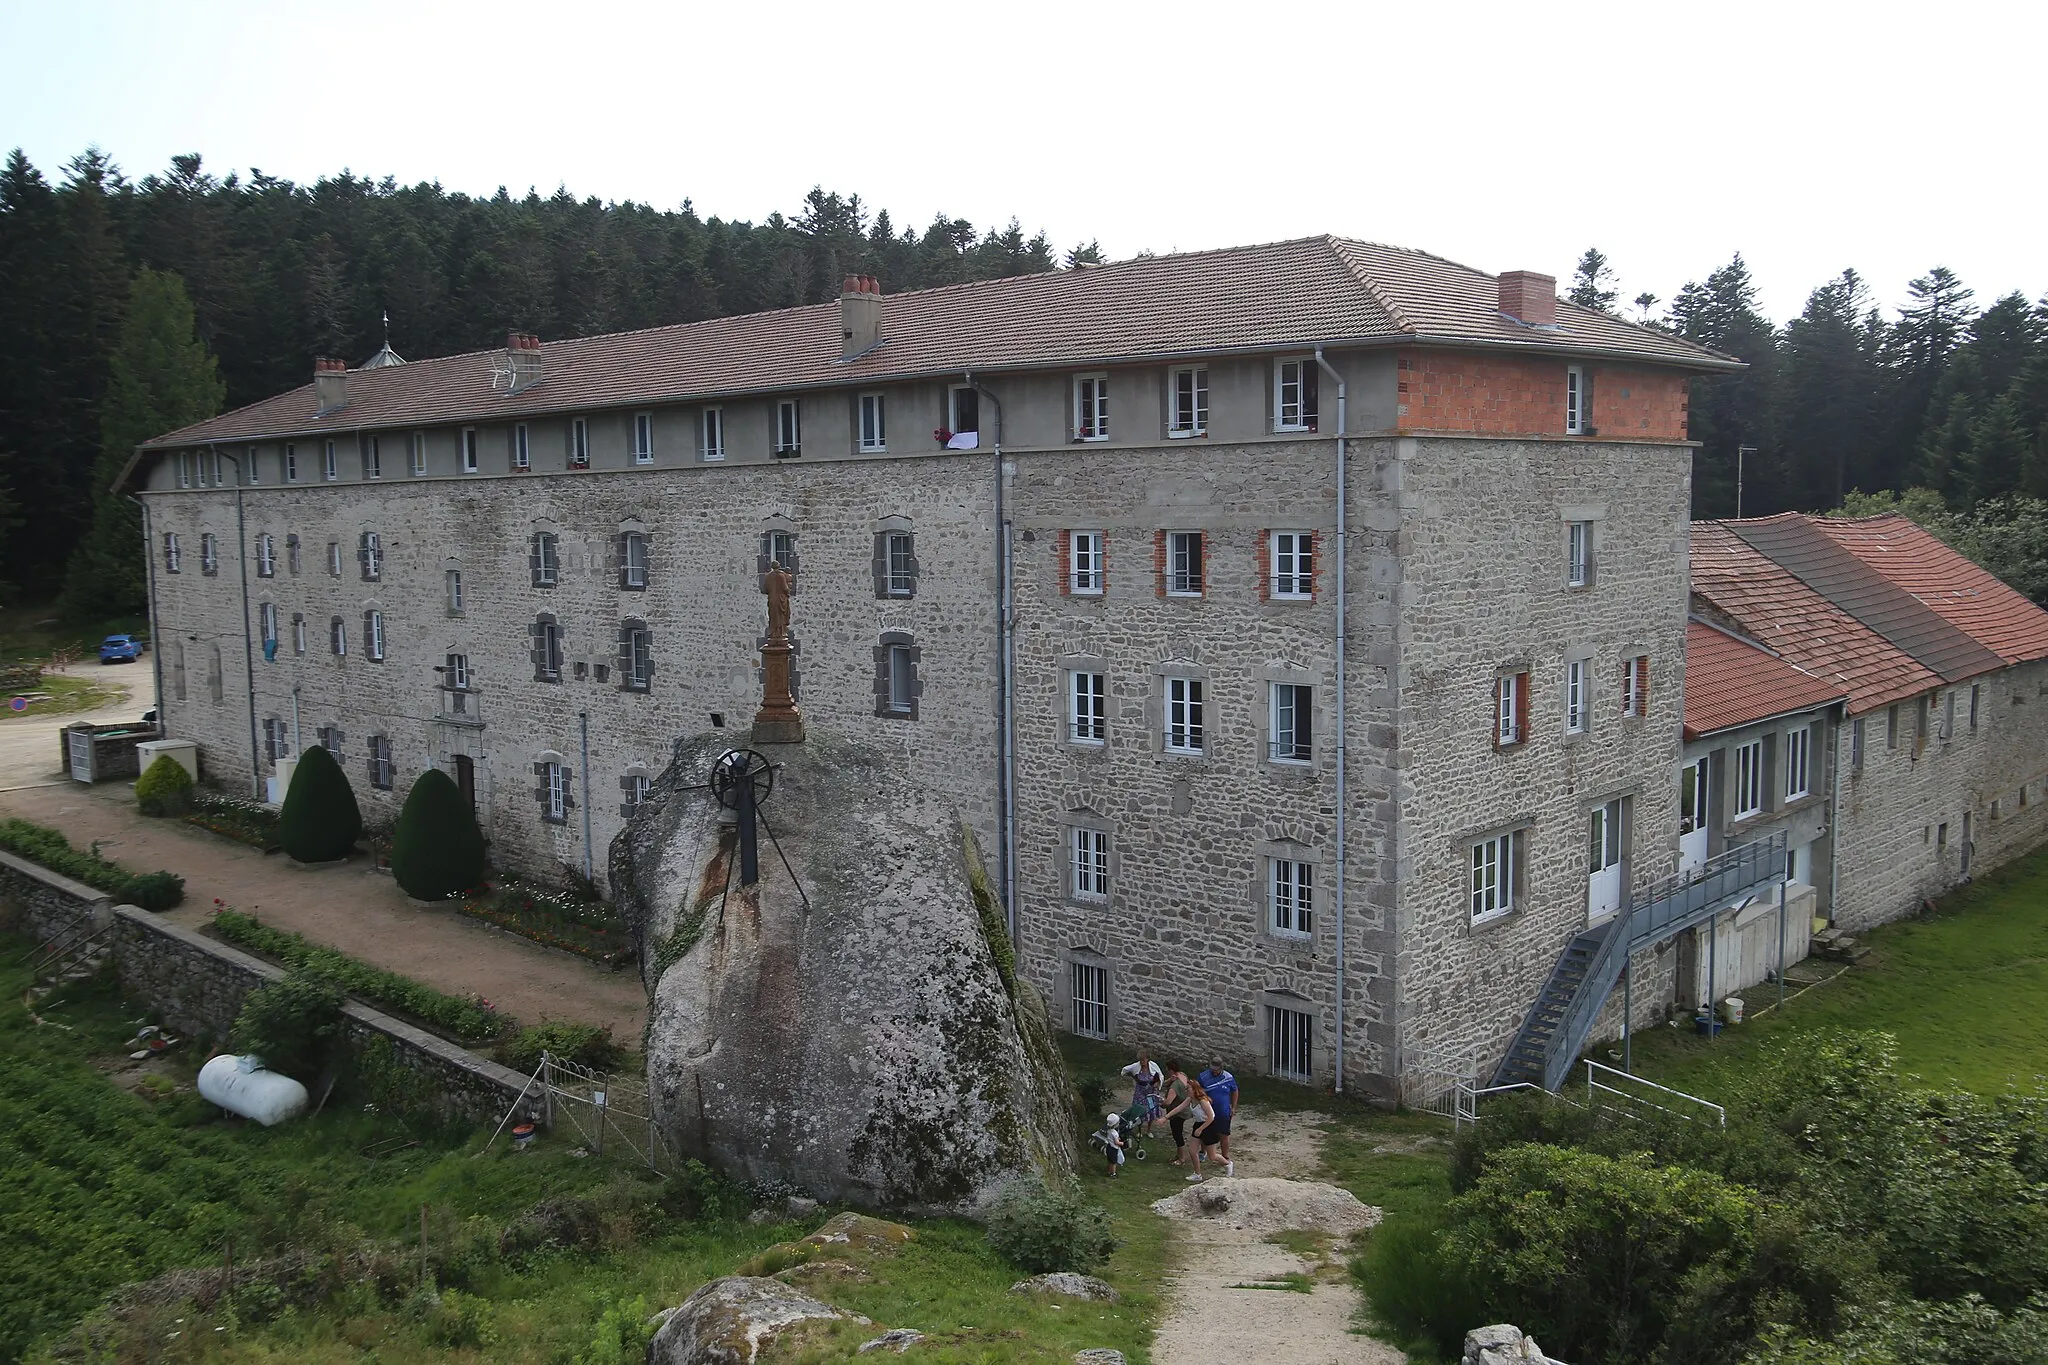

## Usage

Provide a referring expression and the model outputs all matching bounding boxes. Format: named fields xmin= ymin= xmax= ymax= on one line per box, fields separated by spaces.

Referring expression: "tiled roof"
xmin=1811 ymin=514 xmax=2048 ymax=664
xmin=138 ymin=235 xmax=1736 ymax=455
xmin=1683 ymin=619 xmax=1843 ymax=739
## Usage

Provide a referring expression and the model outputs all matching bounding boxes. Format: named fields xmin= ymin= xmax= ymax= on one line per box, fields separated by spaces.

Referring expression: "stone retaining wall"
xmin=0 ymin=848 xmax=113 ymax=943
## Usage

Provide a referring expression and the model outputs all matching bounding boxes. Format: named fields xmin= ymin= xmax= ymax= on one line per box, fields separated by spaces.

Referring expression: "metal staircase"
xmin=26 ymin=920 xmax=114 ymax=990
xmin=1493 ymin=832 xmax=1786 ymax=1091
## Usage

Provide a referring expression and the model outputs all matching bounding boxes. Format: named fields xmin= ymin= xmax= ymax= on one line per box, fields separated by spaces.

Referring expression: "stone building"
xmin=122 ymin=237 xmax=1785 ymax=1097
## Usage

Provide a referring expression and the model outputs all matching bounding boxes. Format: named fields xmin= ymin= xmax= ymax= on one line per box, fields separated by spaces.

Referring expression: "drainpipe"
xmin=969 ymin=372 xmax=1018 ymax=943
xmin=215 ymin=446 xmax=263 ymax=801
xmin=579 ymin=710 xmax=594 ymax=884
xmin=291 ymin=684 xmax=301 ymax=759
xmin=128 ymin=491 xmax=166 ymax=732
xmin=1313 ymin=346 xmax=1349 ymax=1093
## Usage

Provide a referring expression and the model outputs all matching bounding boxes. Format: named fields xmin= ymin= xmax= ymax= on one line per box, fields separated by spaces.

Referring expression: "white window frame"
xmin=626 ymin=627 xmax=654 ymax=691
xmin=1565 ymin=365 xmax=1587 ymax=435
xmin=1470 ymin=828 xmax=1523 ymax=924
xmin=200 ymin=533 xmax=219 ymax=575
xmin=884 ymin=532 xmax=914 ymax=596
xmin=537 ymin=620 xmax=563 ymax=681
xmin=1735 ymin=739 xmax=1764 ymax=818
xmin=545 ymin=761 xmax=568 ymax=822
xmin=327 ymin=541 xmax=342 ymax=576
xmin=1069 ymin=531 xmax=1105 ymax=595
xmin=175 ymin=451 xmax=190 ymax=488
xmin=366 ymin=610 xmax=385 ymax=661
xmin=360 ymin=531 xmax=382 ymax=581
xmin=323 ymin=440 xmax=338 ymax=481
xmin=535 ymin=532 xmax=559 ymax=588
xmin=569 ymin=418 xmax=591 ymax=469
xmin=774 ymin=399 xmax=802 ymax=456
xmin=1621 ymin=655 xmax=1647 ymax=717
xmin=1274 ymin=356 xmax=1317 ymax=432
xmin=461 ymin=428 xmax=478 ymax=473
xmin=1270 ymin=531 xmax=1313 ymax=600
xmin=1071 ymin=960 xmax=1109 ymax=1038
xmin=1074 ymin=372 xmax=1109 ymax=442
xmin=633 ymin=412 xmax=654 ymax=465
xmin=1785 ymin=725 xmax=1811 ymax=800
xmin=284 ymin=443 xmax=297 ymax=482
xmin=1269 ymin=857 xmax=1313 ymax=937
xmin=369 ymin=734 xmax=393 ymax=791
xmin=626 ymin=773 xmax=650 ymax=810
xmin=1069 ymin=671 xmax=1106 ymax=744
xmin=700 ymin=406 xmax=725 ymax=461
xmin=164 ymin=532 xmax=181 ymax=573
xmin=246 ymin=445 xmax=260 ymax=484
xmin=858 ymin=392 xmax=887 ymax=453
xmin=1564 ymin=658 xmax=1589 ymax=734
xmin=948 ymin=385 xmax=981 ymax=438
xmin=766 ymin=530 xmax=798 ymax=574
xmin=330 ymin=617 xmax=348 ymax=656
xmin=256 ymin=533 xmax=276 ymax=576
xmin=1167 ymin=366 xmax=1208 ymax=438
xmin=292 ymin=615 xmax=307 ymax=655
xmin=1270 ymin=682 xmax=1313 ymax=763
xmin=445 ymin=653 xmax=470 ymax=691
xmin=624 ymin=532 xmax=650 ymax=590
xmin=259 ymin=602 xmax=278 ymax=648
xmin=1071 ymin=827 xmax=1110 ymax=902
xmin=1164 ymin=675 xmax=1205 ymax=755
xmin=446 ymin=568 xmax=464 ymax=614
xmin=1166 ymin=531 xmax=1204 ymax=597
xmin=1267 ymin=1004 xmax=1313 ymax=1081
xmin=363 ymin=435 xmax=381 ymax=480
xmin=1567 ymin=520 xmax=1593 ymax=587
xmin=1497 ymin=672 xmax=1525 ymax=745
xmin=409 ymin=430 xmax=427 ymax=476
xmin=512 ymin=423 xmax=531 ymax=470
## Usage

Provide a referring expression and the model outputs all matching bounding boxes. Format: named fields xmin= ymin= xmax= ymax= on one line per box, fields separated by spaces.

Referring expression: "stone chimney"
xmin=1497 ymin=271 xmax=1558 ymax=328
xmin=506 ymin=331 xmax=543 ymax=393
xmin=840 ymin=275 xmax=882 ymax=359
xmin=313 ymin=357 xmax=348 ymax=414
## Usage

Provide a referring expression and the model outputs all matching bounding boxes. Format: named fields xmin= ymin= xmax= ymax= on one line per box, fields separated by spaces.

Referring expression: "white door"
xmin=1679 ymin=759 xmax=1710 ymax=876
xmin=67 ymin=730 xmax=93 ymax=782
xmin=1588 ymin=799 xmax=1623 ymax=922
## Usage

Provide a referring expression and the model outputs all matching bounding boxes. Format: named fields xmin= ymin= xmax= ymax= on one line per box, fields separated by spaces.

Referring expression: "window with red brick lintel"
xmin=1064 ymin=530 xmax=1105 ymax=595
xmin=1621 ymin=655 xmax=1649 ymax=717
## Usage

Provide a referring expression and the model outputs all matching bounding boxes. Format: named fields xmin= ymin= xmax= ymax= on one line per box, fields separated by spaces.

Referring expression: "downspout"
xmin=969 ymin=372 xmax=1018 ymax=943
xmin=128 ymin=490 xmax=166 ymax=733
xmin=215 ymin=446 xmax=263 ymax=800
xmin=1313 ymin=347 xmax=1349 ymax=1093
xmin=579 ymin=710 xmax=594 ymax=884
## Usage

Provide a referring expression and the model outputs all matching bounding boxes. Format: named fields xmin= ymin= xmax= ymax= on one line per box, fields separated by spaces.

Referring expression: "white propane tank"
xmin=198 ymin=1054 xmax=309 ymax=1126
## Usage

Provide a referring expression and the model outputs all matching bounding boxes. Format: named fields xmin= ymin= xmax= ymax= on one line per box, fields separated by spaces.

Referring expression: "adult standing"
xmin=1195 ymin=1059 xmax=1239 ymax=1177
xmin=1183 ymin=1079 xmax=1217 ymax=1182
xmin=1121 ymin=1049 xmax=1164 ymax=1134
xmin=1157 ymin=1060 xmax=1193 ymax=1165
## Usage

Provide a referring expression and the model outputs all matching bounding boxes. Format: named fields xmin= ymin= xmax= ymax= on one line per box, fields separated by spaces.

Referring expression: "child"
xmin=1101 ymin=1111 xmax=1126 ymax=1177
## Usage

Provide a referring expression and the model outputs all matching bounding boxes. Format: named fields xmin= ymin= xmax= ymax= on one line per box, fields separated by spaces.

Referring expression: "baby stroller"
xmin=1091 ymin=1102 xmax=1151 ymax=1161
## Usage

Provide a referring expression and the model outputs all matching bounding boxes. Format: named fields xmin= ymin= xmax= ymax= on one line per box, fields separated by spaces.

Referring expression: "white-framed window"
xmin=1167 ymin=531 xmax=1204 ymax=596
xmin=544 ymin=761 xmax=568 ymax=822
xmin=1267 ymin=1004 xmax=1313 ymax=1081
xmin=1070 ymin=671 xmax=1106 ymax=743
xmin=1565 ymin=365 xmax=1588 ymax=435
xmin=948 ymin=385 xmax=981 ymax=440
xmin=323 ymin=440 xmax=338 ymax=481
xmin=364 ymin=610 xmax=385 ymax=661
xmin=884 ymin=532 xmax=914 ymax=596
xmin=1567 ymin=520 xmax=1594 ymax=587
xmin=246 ymin=445 xmax=260 ymax=484
xmin=625 ymin=625 xmax=653 ymax=691
xmin=259 ymin=602 xmax=278 ymax=649
xmin=292 ymin=614 xmax=307 ymax=655
xmin=1271 ymin=531 xmax=1313 ymax=600
xmin=316 ymin=725 xmax=341 ymax=756
xmin=569 ymin=418 xmax=591 ymax=469
xmin=774 ymin=399 xmax=802 ymax=456
xmin=1071 ymin=960 xmax=1109 ymax=1038
xmin=1497 ymin=671 xmax=1526 ymax=746
xmin=363 ymin=435 xmax=381 ymax=480
xmin=445 ymin=652 xmax=470 ymax=691
xmin=327 ymin=541 xmax=342 ymax=576
xmin=1564 ymin=658 xmax=1588 ymax=734
xmin=623 ymin=531 xmax=650 ymax=589
xmin=163 ymin=532 xmax=181 ymax=573
xmin=1069 ymin=531 xmax=1105 ymax=595
xmin=461 ymin=428 xmax=478 ymax=473
xmin=284 ymin=443 xmax=298 ymax=482
xmin=533 ymin=531 xmax=559 ymax=587
xmin=633 ymin=412 xmax=654 ymax=464
xmin=1074 ymin=372 xmax=1109 ymax=441
xmin=536 ymin=619 xmax=564 ymax=682
xmin=1735 ymin=739 xmax=1764 ymax=818
xmin=209 ymin=449 xmax=224 ymax=485
xmin=368 ymin=734 xmax=393 ymax=791
xmin=625 ymin=772 xmax=650 ymax=810
xmin=1167 ymin=366 xmax=1208 ymax=438
xmin=1165 ymin=676 xmax=1205 ymax=754
xmin=1850 ymin=716 xmax=1865 ymax=773
xmin=409 ymin=430 xmax=426 ymax=476
xmin=445 ymin=568 xmax=464 ymax=614
xmin=1785 ymin=725 xmax=1811 ymax=799
xmin=1270 ymin=683 xmax=1312 ymax=763
xmin=1470 ymin=828 xmax=1524 ymax=923
xmin=175 ymin=451 xmax=190 ymax=488
xmin=1071 ymin=827 xmax=1109 ymax=901
xmin=200 ymin=533 xmax=219 ymax=575
xmin=358 ymin=531 xmax=382 ymax=582
xmin=700 ymin=407 xmax=725 ymax=461
xmin=262 ymin=717 xmax=291 ymax=763
xmin=512 ymin=423 xmax=531 ymax=470
xmin=256 ymin=533 xmax=276 ymax=577
xmin=1270 ymin=858 xmax=1313 ymax=936
xmin=885 ymin=644 xmax=915 ymax=714
xmin=1621 ymin=655 xmax=1648 ymax=717
xmin=1274 ymin=356 xmax=1319 ymax=432
xmin=766 ymin=529 xmax=798 ymax=574
xmin=330 ymin=616 xmax=348 ymax=656
xmin=858 ymin=393 xmax=887 ymax=452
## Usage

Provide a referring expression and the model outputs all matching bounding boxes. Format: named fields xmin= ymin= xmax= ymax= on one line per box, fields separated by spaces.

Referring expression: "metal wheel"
xmin=710 ymin=748 xmax=775 ymax=810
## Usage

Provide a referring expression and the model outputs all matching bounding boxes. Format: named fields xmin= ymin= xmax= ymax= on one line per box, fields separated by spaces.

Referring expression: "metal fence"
xmin=1583 ymin=1059 xmax=1725 ymax=1127
xmin=481 ymin=1052 xmax=675 ymax=1173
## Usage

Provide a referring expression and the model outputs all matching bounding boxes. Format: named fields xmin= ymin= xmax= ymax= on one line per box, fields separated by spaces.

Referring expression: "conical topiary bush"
xmin=390 ymin=767 xmax=487 ymax=900
xmin=277 ymin=743 xmax=363 ymax=863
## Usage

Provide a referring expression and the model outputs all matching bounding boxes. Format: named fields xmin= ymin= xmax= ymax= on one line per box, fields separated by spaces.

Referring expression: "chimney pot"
xmin=840 ymin=275 xmax=883 ymax=359
xmin=504 ymin=331 xmax=544 ymax=391
xmin=1498 ymin=271 xmax=1558 ymax=328
xmin=313 ymin=357 xmax=348 ymax=413
xmin=843 ymin=275 xmax=862 ymax=296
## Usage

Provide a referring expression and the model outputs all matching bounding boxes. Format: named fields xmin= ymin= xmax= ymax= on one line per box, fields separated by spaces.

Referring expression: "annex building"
xmin=121 ymin=239 xmax=2048 ymax=1100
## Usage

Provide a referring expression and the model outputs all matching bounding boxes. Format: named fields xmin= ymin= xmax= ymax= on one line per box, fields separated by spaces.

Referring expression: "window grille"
xmin=1071 ymin=962 xmax=1109 ymax=1038
xmin=1267 ymin=1005 xmax=1313 ymax=1081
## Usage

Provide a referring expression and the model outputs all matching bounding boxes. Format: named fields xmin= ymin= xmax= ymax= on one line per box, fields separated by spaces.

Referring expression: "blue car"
xmin=98 ymin=634 xmax=142 ymax=664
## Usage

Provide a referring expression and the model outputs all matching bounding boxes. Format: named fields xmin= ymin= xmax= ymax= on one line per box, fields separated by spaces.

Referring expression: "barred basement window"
xmin=200 ymin=533 xmax=219 ymax=576
xmin=621 ymin=531 xmax=650 ymax=590
xmin=163 ymin=533 xmax=181 ymax=573
xmin=358 ymin=531 xmax=382 ymax=581
xmin=531 ymin=531 xmax=559 ymax=587
xmin=1270 ymin=531 xmax=1313 ymax=599
xmin=368 ymin=734 xmax=394 ymax=791
xmin=1070 ymin=671 xmax=1106 ymax=743
xmin=1165 ymin=676 xmax=1205 ymax=754
xmin=1071 ymin=961 xmax=1109 ymax=1039
xmin=364 ymin=610 xmax=386 ymax=662
xmin=1269 ymin=858 xmax=1313 ymax=936
xmin=1267 ymin=1004 xmax=1313 ymax=1081
xmin=256 ymin=533 xmax=276 ymax=576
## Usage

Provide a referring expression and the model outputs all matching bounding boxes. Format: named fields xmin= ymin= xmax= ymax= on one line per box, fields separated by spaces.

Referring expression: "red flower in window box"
xmin=933 ymin=427 xmax=954 ymax=446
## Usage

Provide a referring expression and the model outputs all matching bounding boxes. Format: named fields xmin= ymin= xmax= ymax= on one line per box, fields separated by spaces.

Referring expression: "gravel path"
xmin=0 ymin=659 xmax=141 ymax=791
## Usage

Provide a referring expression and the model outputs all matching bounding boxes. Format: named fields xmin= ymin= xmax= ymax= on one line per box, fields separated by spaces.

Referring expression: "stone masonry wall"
xmin=0 ymin=849 xmax=112 ymax=943
xmin=146 ymin=453 xmax=1002 ymax=888
xmin=1389 ymin=434 xmax=1694 ymax=1089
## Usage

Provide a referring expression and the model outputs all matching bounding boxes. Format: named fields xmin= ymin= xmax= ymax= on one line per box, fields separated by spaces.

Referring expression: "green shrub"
xmin=133 ymin=754 xmax=194 ymax=817
xmin=985 ymin=1176 xmax=1118 ymax=1275
xmin=575 ymin=1293 xmax=654 ymax=1365
xmin=391 ymin=768 xmax=487 ymax=900
xmin=119 ymin=870 xmax=184 ymax=912
xmin=500 ymin=1021 xmax=625 ymax=1075
xmin=0 ymin=817 xmax=183 ymax=908
xmin=1353 ymin=1213 xmax=1487 ymax=1359
xmin=277 ymin=743 xmax=362 ymax=862
xmin=230 ymin=973 xmax=343 ymax=1079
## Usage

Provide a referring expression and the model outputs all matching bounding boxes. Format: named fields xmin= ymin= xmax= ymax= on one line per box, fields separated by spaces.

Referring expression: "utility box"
xmin=62 ymin=721 xmax=155 ymax=784
xmin=267 ymin=756 xmax=298 ymax=806
xmin=135 ymin=738 xmax=200 ymax=785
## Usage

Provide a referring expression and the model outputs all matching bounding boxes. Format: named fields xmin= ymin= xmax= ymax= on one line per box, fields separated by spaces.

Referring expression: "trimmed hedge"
xmin=0 ymin=817 xmax=185 ymax=910
xmin=210 ymin=908 xmax=509 ymax=1044
xmin=134 ymin=754 xmax=194 ymax=817
xmin=277 ymin=744 xmax=362 ymax=863
xmin=391 ymin=769 xmax=487 ymax=900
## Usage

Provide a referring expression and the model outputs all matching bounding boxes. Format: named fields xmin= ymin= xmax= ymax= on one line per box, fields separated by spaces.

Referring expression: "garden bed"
xmin=0 ymin=816 xmax=184 ymax=909
xmin=458 ymin=877 xmax=636 ymax=967
xmin=183 ymin=792 xmax=280 ymax=851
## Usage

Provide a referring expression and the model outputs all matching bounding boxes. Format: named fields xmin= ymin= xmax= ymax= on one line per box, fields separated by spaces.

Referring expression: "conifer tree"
xmin=1567 ymin=247 xmax=1619 ymax=312
xmin=277 ymin=743 xmax=363 ymax=863
xmin=390 ymin=768 xmax=487 ymax=900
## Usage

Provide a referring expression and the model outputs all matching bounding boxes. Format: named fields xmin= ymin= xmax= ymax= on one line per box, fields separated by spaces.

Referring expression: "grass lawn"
xmin=1626 ymin=840 xmax=2048 ymax=1100
xmin=0 ymin=671 xmax=133 ymax=719
xmin=0 ymin=601 xmax=149 ymax=670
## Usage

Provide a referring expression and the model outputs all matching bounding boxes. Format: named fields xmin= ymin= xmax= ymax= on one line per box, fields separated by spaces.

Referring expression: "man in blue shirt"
xmin=1195 ymin=1059 xmax=1239 ymax=1176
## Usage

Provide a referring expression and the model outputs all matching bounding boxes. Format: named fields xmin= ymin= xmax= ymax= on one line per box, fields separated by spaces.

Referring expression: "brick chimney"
xmin=840 ymin=274 xmax=882 ymax=359
xmin=505 ymin=331 xmax=543 ymax=393
xmin=313 ymin=356 xmax=348 ymax=414
xmin=1497 ymin=271 xmax=1558 ymax=328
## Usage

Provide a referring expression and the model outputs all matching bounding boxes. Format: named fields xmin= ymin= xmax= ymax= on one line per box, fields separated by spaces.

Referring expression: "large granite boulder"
xmin=612 ymin=730 xmax=1078 ymax=1211
xmin=647 ymin=1277 xmax=854 ymax=1364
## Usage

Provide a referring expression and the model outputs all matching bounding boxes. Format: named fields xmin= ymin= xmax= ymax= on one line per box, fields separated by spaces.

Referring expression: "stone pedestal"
xmin=753 ymin=642 xmax=805 ymax=744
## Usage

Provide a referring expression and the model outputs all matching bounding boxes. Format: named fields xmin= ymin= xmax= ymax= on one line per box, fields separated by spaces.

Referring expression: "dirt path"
xmin=0 ymin=659 xmax=142 ymax=791
xmin=0 ymin=781 xmax=647 ymax=1042
xmin=1150 ymin=1109 xmax=1403 ymax=1365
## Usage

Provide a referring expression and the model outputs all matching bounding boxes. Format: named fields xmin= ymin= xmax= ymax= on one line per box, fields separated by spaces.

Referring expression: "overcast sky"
xmin=5 ymin=0 xmax=2041 ymax=327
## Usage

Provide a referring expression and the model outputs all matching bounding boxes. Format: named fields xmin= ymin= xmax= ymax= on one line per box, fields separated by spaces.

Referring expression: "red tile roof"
xmin=1811 ymin=514 xmax=2048 ymax=665
xmin=1683 ymin=619 xmax=1843 ymax=739
xmin=136 ymin=235 xmax=1736 ymax=457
